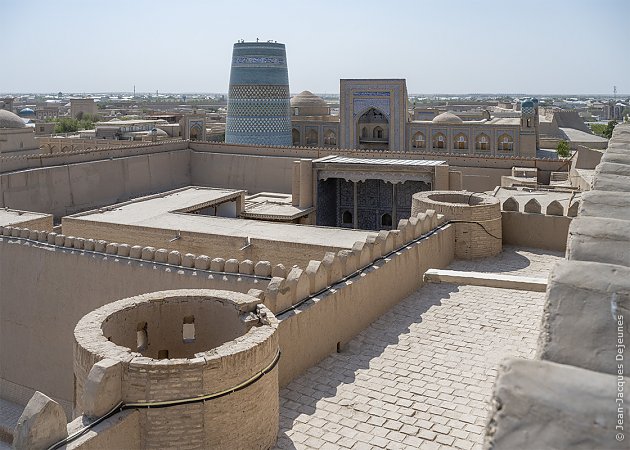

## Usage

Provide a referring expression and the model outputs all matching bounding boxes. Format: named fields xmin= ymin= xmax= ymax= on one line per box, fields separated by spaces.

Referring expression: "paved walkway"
xmin=276 ymin=247 xmax=563 ymax=450
xmin=0 ymin=398 xmax=23 ymax=448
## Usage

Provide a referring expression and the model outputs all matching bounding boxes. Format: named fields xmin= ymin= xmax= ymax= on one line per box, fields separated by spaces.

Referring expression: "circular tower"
xmin=225 ymin=41 xmax=292 ymax=146
xmin=74 ymin=289 xmax=279 ymax=450
xmin=411 ymin=191 xmax=502 ymax=259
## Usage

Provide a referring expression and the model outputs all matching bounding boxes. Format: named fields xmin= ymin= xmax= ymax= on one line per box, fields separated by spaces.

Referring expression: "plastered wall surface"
xmin=191 ymin=151 xmax=295 ymax=194
xmin=0 ymin=238 xmax=267 ymax=416
xmin=62 ymin=218 xmax=355 ymax=269
xmin=0 ymin=151 xmax=190 ymax=217
xmin=501 ymin=211 xmax=571 ymax=251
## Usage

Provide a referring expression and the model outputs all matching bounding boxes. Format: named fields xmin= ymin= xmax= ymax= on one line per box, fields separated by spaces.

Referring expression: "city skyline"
xmin=1 ymin=0 xmax=629 ymax=95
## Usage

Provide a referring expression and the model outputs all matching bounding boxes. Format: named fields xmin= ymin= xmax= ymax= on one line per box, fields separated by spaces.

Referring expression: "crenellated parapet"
xmin=0 ymin=224 xmax=274 ymax=281
xmin=259 ymin=209 xmax=446 ymax=314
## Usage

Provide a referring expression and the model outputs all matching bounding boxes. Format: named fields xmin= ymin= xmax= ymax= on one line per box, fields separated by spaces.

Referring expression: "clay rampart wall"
xmin=0 ymin=226 xmax=269 ymax=416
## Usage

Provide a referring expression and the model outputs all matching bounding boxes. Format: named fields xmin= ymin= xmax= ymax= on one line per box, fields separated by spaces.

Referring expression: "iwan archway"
xmin=356 ymin=108 xmax=389 ymax=150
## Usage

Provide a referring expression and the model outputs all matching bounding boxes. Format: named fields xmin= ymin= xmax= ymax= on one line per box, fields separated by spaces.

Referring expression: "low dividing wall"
xmin=65 ymin=411 xmax=141 ymax=450
xmin=501 ymin=211 xmax=571 ymax=252
xmin=0 ymin=140 xmax=187 ymax=173
xmin=0 ymin=234 xmax=268 ymax=416
xmin=61 ymin=217 xmax=354 ymax=269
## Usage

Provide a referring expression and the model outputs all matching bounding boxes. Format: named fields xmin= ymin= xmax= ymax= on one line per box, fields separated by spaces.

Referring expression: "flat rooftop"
xmin=315 ymin=156 xmax=446 ymax=167
xmin=242 ymin=193 xmax=313 ymax=221
xmin=559 ymin=127 xmax=608 ymax=143
xmin=0 ymin=209 xmax=50 ymax=227
xmin=276 ymin=247 xmax=564 ymax=449
xmin=68 ymin=187 xmax=373 ymax=248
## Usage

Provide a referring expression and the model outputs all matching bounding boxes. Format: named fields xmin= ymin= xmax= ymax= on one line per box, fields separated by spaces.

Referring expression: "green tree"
xmin=53 ymin=118 xmax=79 ymax=133
xmin=556 ymin=140 xmax=571 ymax=158
xmin=53 ymin=114 xmax=99 ymax=133
xmin=590 ymin=123 xmax=607 ymax=137
xmin=603 ymin=120 xmax=618 ymax=139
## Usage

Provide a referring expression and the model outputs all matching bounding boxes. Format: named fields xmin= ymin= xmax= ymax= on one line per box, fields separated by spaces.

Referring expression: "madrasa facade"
xmin=222 ymin=41 xmax=539 ymax=156
xmin=290 ymin=80 xmax=539 ymax=157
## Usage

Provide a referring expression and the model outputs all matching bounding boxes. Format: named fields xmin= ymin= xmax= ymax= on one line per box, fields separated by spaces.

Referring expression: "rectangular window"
xmin=183 ymin=316 xmax=195 ymax=343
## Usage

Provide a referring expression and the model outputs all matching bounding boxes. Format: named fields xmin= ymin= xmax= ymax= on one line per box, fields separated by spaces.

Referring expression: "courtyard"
xmin=276 ymin=247 xmax=563 ymax=450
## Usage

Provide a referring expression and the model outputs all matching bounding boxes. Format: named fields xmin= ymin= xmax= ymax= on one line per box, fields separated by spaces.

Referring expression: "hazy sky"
xmin=1 ymin=0 xmax=628 ymax=95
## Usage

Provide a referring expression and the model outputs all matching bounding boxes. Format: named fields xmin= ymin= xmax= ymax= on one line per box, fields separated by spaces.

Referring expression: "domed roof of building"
xmin=432 ymin=111 xmax=463 ymax=124
xmin=290 ymin=91 xmax=328 ymax=108
xmin=150 ymin=128 xmax=168 ymax=137
xmin=0 ymin=109 xmax=27 ymax=129
xmin=19 ymin=107 xmax=35 ymax=116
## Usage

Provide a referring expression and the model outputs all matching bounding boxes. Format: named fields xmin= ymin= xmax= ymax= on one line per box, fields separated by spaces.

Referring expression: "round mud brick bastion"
xmin=74 ymin=289 xmax=279 ymax=450
xmin=411 ymin=191 xmax=502 ymax=259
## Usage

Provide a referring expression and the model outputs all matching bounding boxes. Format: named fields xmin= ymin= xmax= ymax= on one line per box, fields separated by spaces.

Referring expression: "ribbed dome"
xmin=0 ymin=110 xmax=26 ymax=129
xmin=290 ymin=91 xmax=328 ymax=108
xmin=432 ymin=111 xmax=463 ymax=125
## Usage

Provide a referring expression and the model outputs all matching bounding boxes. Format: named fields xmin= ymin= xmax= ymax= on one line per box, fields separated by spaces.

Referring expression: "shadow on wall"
xmin=276 ymin=283 xmax=458 ymax=447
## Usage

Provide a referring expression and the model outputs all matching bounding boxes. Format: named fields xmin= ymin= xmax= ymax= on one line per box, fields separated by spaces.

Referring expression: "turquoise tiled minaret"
xmin=225 ymin=41 xmax=292 ymax=146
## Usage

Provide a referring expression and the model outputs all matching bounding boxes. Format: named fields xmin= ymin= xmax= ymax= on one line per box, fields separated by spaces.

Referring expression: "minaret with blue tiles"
xmin=225 ymin=41 xmax=292 ymax=146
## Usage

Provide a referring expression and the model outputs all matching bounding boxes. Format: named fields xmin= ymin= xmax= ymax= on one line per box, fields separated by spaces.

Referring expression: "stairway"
xmin=550 ymin=171 xmax=570 ymax=185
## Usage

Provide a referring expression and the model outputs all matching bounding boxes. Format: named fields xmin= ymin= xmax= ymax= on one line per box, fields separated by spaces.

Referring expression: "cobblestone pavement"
xmin=276 ymin=247 xmax=564 ymax=450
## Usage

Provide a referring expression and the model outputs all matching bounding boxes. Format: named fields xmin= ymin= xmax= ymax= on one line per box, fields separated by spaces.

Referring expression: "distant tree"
xmin=590 ymin=123 xmax=607 ymax=137
xmin=53 ymin=118 xmax=79 ymax=133
xmin=603 ymin=120 xmax=618 ymax=139
xmin=556 ymin=140 xmax=571 ymax=158
xmin=53 ymin=114 xmax=99 ymax=133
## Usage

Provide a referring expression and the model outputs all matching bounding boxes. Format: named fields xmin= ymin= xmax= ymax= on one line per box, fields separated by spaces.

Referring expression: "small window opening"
xmin=336 ymin=342 xmax=341 ymax=353
xmin=381 ymin=213 xmax=392 ymax=227
xmin=136 ymin=322 xmax=148 ymax=352
xmin=157 ymin=350 xmax=169 ymax=359
xmin=342 ymin=210 xmax=353 ymax=224
xmin=183 ymin=315 xmax=195 ymax=343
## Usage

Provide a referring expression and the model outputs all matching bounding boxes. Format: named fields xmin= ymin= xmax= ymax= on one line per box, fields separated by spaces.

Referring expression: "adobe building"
xmin=69 ymin=98 xmax=97 ymax=119
xmin=288 ymin=80 xmax=539 ymax=157
xmin=0 ymin=109 xmax=40 ymax=155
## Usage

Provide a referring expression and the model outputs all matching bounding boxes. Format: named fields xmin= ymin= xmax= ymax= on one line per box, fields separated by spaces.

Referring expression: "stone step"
xmin=0 ymin=398 xmax=25 ymax=446
xmin=423 ymin=268 xmax=548 ymax=292
xmin=550 ymin=171 xmax=569 ymax=181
